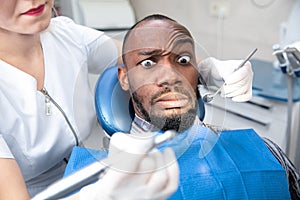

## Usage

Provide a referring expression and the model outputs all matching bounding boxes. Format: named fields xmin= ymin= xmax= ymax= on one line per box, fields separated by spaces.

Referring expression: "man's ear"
xmin=118 ymin=66 xmax=129 ymax=91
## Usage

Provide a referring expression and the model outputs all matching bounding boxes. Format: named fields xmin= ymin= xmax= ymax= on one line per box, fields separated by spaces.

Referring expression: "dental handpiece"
xmin=32 ymin=130 xmax=177 ymax=200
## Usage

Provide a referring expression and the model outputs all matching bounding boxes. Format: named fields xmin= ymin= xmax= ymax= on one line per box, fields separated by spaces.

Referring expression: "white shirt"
xmin=0 ymin=16 xmax=118 ymax=196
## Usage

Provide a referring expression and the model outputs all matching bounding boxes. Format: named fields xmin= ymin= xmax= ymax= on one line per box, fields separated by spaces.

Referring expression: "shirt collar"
xmin=133 ymin=114 xmax=157 ymax=132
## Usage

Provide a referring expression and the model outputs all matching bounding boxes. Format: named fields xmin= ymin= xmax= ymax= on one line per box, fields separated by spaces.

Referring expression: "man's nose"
xmin=156 ymin=62 xmax=182 ymax=87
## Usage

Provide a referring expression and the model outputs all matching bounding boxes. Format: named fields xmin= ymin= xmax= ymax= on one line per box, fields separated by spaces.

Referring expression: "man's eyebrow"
xmin=137 ymin=37 xmax=194 ymax=56
xmin=138 ymin=49 xmax=164 ymax=56
xmin=172 ymin=37 xmax=194 ymax=49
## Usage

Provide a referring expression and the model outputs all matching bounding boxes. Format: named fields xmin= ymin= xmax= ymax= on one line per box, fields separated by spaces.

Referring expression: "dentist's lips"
xmin=22 ymin=4 xmax=45 ymax=16
xmin=154 ymin=93 xmax=189 ymax=108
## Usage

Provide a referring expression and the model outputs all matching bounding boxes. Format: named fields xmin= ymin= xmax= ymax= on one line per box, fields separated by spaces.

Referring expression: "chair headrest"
xmin=95 ymin=66 xmax=205 ymax=137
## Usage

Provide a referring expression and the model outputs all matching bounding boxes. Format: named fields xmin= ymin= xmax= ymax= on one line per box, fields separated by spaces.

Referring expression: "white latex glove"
xmin=79 ymin=132 xmax=179 ymax=200
xmin=198 ymin=57 xmax=253 ymax=102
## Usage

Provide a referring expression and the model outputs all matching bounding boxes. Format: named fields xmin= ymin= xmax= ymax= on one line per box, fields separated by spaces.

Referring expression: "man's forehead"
xmin=124 ymin=20 xmax=194 ymax=54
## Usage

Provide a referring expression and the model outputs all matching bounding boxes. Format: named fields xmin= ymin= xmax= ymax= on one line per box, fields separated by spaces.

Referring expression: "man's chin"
xmin=157 ymin=107 xmax=191 ymax=117
xmin=149 ymin=108 xmax=197 ymax=133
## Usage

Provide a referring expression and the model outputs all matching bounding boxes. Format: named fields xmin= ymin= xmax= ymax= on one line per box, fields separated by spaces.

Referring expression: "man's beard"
xmin=131 ymin=87 xmax=197 ymax=133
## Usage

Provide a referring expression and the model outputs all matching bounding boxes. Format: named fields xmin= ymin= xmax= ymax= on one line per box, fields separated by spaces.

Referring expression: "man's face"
xmin=119 ymin=19 xmax=199 ymax=132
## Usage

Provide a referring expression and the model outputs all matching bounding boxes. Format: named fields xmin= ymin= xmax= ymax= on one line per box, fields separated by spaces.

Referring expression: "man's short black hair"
xmin=122 ymin=14 xmax=190 ymax=65
xmin=123 ymin=14 xmax=176 ymax=45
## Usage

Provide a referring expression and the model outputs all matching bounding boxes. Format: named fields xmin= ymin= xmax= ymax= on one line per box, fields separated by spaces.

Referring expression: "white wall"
xmin=130 ymin=0 xmax=295 ymax=62
xmin=56 ymin=0 xmax=296 ymax=61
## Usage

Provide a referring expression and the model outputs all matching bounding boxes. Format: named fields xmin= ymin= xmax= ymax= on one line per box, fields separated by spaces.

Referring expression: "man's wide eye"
xmin=141 ymin=59 xmax=155 ymax=68
xmin=178 ymin=55 xmax=191 ymax=64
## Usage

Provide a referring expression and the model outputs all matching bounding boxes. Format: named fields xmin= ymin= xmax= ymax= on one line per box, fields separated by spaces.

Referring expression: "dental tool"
xmin=32 ymin=130 xmax=177 ymax=200
xmin=202 ymin=48 xmax=258 ymax=103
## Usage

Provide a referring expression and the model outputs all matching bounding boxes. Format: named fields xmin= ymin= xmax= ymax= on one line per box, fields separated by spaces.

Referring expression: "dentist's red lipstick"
xmin=22 ymin=4 xmax=45 ymax=16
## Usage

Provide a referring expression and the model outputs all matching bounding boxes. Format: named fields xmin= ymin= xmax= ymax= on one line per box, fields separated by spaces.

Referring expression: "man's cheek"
xmin=128 ymin=75 xmax=155 ymax=92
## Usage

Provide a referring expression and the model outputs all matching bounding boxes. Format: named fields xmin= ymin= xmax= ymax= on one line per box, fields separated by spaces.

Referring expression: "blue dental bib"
xmin=64 ymin=126 xmax=290 ymax=199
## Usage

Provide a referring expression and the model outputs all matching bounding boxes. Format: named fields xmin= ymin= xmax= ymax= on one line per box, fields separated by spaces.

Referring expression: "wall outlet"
xmin=209 ymin=1 xmax=230 ymax=17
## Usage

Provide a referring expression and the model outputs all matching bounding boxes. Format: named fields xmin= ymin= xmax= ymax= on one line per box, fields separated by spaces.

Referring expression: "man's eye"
xmin=140 ymin=59 xmax=156 ymax=68
xmin=178 ymin=55 xmax=191 ymax=64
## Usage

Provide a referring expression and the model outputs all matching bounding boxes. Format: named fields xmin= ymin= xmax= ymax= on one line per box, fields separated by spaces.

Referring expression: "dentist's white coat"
xmin=0 ymin=16 xmax=118 ymax=196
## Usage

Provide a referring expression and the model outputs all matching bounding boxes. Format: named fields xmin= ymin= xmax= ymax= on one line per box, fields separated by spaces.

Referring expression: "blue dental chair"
xmin=94 ymin=65 xmax=205 ymax=136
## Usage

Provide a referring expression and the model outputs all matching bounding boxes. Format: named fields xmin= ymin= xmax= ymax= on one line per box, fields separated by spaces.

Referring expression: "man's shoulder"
xmin=216 ymin=128 xmax=285 ymax=169
xmin=220 ymin=128 xmax=257 ymax=135
xmin=220 ymin=128 xmax=263 ymax=144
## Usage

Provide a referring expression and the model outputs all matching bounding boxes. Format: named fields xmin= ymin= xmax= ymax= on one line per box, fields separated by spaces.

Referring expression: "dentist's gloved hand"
xmin=198 ymin=57 xmax=253 ymax=102
xmin=79 ymin=132 xmax=179 ymax=200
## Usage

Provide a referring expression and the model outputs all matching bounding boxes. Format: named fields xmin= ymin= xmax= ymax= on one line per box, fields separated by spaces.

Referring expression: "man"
xmin=64 ymin=14 xmax=300 ymax=199
xmin=117 ymin=14 xmax=300 ymax=199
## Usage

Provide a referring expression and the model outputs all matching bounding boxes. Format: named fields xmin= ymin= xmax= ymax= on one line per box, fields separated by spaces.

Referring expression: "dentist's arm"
xmin=0 ymin=158 xmax=30 ymax=200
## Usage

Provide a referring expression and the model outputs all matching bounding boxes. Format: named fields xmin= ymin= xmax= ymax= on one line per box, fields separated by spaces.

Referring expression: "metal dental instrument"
xmin=202 ymin=48 xmax=258 ymax=103
xmin=32 ymin=130 xmax=177 ymax=200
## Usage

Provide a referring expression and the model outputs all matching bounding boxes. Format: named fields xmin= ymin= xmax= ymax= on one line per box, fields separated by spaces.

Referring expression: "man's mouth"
xmin=153 ymin=93 xmax=189 ymax=109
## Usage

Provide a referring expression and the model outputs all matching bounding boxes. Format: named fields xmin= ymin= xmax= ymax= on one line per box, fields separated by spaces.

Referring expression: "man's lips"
xmin=153 ymin=93 xmax=189 ymax=108
xmin=22 ymin=4 xmax=45 ymax=16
